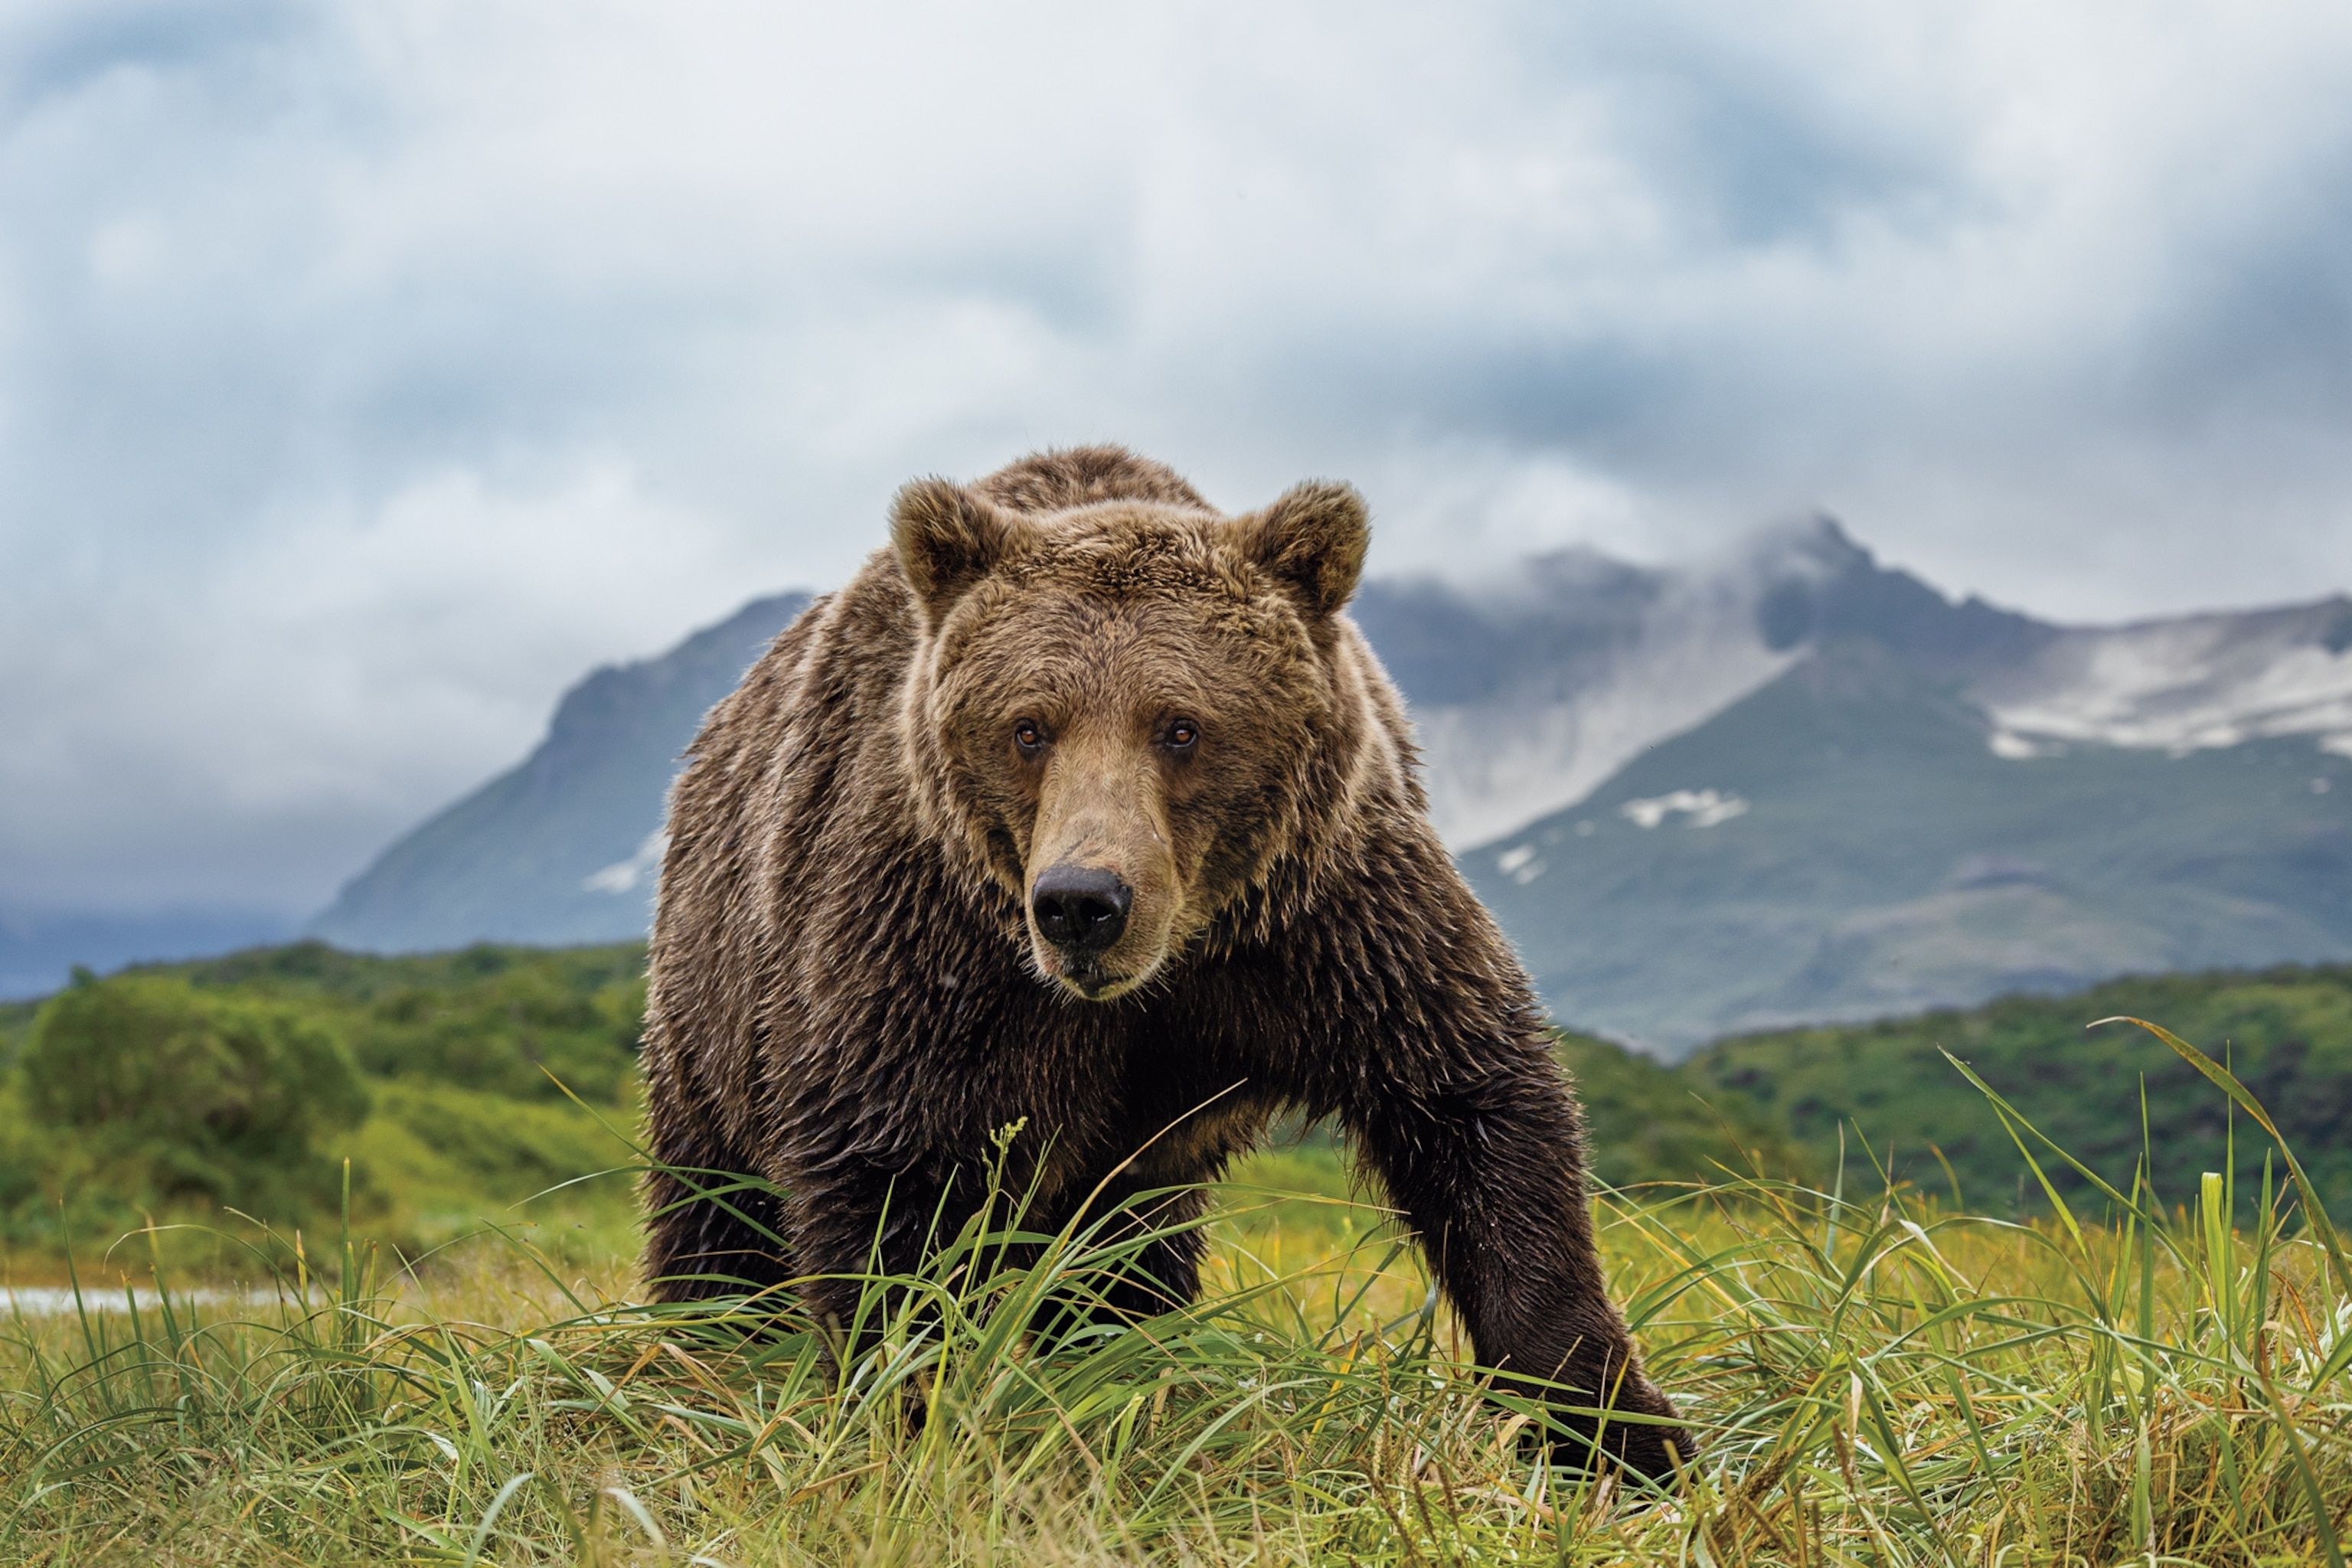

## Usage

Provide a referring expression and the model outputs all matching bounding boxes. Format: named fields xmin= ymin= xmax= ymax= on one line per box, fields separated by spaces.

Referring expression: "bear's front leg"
xmin=641 ymin=1161 xmax=795 ymax=1302
xmin=781 ymin=1159 xmax=960 ymax=1346
xmin=639 ymin=1096 xmax=796 ymax=1302
xmin=1344 ymin=1064 xmax=1692 ymax=1480
xmin=1054 ymin=1176 xmax=1211 ymax=1323
xmin=789 ymin=1159 xmax=1204 ymax=1356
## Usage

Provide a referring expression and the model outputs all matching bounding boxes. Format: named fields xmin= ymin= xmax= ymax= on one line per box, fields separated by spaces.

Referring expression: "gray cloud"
xmin=5 ymin=0 xmax=2352 ymax=929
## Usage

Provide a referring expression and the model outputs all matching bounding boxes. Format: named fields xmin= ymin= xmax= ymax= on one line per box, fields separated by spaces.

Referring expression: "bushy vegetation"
xmin=1554 ymin=1027 xmax=1803 ymax=1188
xmin=11 ymin=941 xmax=2352 ymax=1276
xmin=0 ymin=941 xmax=1802 ymax=1276
xmin=20 ymin=973 xmax=369 ymax=1224
xmin=11 ymin=942 xmax=2352 ymax=1267
xmin=0 ymin=942 xmax=648 ymax=1269
xmin=167 ymin=939 xmax=649 ymax=1105
xmin=1691 ymin=961 xmax=2352 ymax=1212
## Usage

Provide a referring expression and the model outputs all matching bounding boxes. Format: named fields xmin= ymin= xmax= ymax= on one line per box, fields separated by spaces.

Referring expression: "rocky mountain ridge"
xmin=311 ymin=593 xmax=809 ymax=954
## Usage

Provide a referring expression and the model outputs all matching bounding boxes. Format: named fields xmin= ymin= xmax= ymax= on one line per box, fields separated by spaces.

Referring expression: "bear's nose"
xmin=1031 ymin=864 xmax=1132 ymax=955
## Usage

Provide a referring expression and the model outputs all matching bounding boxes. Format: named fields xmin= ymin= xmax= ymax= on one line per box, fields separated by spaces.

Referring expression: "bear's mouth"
xmin=1045 ymin=952 xmax=1151 ymax=1001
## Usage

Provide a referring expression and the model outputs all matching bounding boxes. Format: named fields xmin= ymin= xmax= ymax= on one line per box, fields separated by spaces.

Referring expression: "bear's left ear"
xmin=1235 ymin=481 xmax=1370 ymax=619
xmin=891 ymin=478 xmax=1036 ymax=628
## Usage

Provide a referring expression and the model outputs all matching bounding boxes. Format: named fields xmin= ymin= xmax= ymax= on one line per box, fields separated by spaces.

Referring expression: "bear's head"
xmin=893 ymin=466 xmax=1373 ymax=1001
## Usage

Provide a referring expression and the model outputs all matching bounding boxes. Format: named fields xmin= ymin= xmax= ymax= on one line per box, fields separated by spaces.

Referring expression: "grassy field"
xmin=5 ymin=1019 xmax=2352 ymax=1564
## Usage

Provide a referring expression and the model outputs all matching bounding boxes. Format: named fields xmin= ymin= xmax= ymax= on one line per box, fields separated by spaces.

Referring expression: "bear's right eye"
xmin=1013 ymin=718 xmax=1047 ymax=756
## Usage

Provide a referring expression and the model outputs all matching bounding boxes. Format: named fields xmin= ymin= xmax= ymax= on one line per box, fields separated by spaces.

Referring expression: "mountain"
xmin=1970 ymin=596 xmax=2352 ymax=752
xmin=305 ymin=519 xmax=2352 ymax=1050
xmin=1351 ymin=517 xmax=2057 ymax=845
xmin=309 ymin=593 xmax=808 ymax=951
xmin=1463 ymin=639 xmax=2351 ymax=1051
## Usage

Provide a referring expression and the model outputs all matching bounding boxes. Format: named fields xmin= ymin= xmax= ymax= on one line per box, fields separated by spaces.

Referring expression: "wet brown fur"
xmin=640 ymin=445 xmax=1689 ymax=1475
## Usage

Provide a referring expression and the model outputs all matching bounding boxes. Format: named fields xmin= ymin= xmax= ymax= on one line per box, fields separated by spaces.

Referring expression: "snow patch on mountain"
xmin=1620 ymin=789 xmax=1749 ymax=828
xmin=1987 ymin=730 xmax=2066 ymax=760
xmin=583 ymin=831 xmax=665 ymax=895
xmin=1970 ymin=598 xmax=2352 ymax=754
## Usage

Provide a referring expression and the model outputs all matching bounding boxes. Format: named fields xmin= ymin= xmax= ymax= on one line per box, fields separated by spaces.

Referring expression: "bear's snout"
xmin=1031 ymin=862 xmax=1132 ymax=957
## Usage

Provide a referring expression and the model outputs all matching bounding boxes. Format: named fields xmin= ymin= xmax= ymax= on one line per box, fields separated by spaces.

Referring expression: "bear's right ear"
xmin=891 ymin=479 xmax=1034 ymax=626
xmin=1234 ymin=480 xmax=1370 ymax=619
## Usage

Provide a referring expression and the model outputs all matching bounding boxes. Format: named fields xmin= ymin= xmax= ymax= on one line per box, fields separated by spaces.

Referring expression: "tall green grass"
xmin=4 ymin=1018 xmax=2350 ymax=1564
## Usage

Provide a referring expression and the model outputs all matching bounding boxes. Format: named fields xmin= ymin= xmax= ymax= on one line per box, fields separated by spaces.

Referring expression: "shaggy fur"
xmin=640 ymin=446 xmax=1690 ymax=1475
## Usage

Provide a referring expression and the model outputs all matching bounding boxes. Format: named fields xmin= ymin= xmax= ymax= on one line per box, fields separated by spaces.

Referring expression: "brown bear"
xmin=640 ymin=446 xmax=1690 ymax=1475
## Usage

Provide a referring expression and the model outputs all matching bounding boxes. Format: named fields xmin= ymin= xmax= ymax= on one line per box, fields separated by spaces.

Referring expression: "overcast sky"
xmin=6 ymin=0 xmax=2352 ymax=925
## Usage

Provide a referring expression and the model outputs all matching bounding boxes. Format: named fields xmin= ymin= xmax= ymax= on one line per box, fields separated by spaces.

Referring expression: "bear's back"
xmin=969 ymin=446 xmax=1213 ymax=516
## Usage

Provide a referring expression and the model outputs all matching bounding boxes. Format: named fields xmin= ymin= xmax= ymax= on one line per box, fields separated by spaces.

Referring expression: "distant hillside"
xmin=1684 ymin=961 xmax=2352 ymax=1214
xmin=311 ymin=593 xmax=809 ymax=951
xmin=1466 ymin=639 xmax=2352 ymax=1051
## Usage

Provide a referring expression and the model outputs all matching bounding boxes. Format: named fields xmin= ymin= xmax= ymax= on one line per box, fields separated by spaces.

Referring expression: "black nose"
xmin=1031 ymin=864 xmax=1132 ymax=955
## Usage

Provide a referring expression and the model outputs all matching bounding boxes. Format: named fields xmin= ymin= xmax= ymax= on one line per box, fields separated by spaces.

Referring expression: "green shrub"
xmin=345 ymin=965 xmax=642 ymax=1101
xmin=173 ymin=940 xmax=647 ymax=1103
xmin=19 ymin=972 xmax=370 ymax=1225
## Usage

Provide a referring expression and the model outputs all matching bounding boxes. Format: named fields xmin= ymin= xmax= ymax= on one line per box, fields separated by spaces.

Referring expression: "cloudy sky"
xmin=6 ymin=0 xmax=2352 ymax=939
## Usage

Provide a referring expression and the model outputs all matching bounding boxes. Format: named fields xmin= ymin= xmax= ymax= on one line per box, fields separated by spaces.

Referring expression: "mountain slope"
xmin=1465 ymin=640 xmax=2352 ymax=1052
xmin=1352 ymin=517 xmax=2059 ymax=846
xmin=310 ymin=593 xmax=809 ymax=950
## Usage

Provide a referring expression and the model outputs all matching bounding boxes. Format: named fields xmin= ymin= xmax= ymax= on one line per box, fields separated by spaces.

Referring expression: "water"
xmin=2 ymin=1285 xmax=280 ymax=1317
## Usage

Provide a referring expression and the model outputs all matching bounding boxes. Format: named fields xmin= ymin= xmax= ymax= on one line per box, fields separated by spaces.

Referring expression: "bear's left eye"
xmin=1165 ymin=717 xmax=1200 ymax=751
